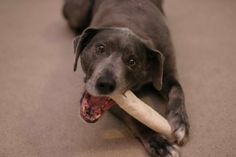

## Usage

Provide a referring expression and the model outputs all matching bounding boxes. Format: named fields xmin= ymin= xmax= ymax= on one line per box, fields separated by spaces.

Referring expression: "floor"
xmin=0 ymin=0 xmax=235 ymax=157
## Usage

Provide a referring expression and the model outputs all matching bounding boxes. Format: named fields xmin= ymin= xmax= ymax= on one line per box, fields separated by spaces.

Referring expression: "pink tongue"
xmin=80 ymin=92 xmax=116 ymax=123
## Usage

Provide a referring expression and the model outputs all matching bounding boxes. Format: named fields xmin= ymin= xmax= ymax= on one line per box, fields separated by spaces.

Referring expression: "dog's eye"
xmin=96 ymin=44 xmax=105 ymax=54
xmin=128 ymin=58 xmax=136 ymax=67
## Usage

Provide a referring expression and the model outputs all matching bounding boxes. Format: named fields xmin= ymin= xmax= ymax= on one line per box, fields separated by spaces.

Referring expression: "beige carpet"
xmin=0 ymin=0 xmax=235 ymax=157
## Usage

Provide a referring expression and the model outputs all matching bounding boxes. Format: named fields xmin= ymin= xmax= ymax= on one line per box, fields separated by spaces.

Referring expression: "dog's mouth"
xmin=80 ymin=91 xmax=117 ymax=123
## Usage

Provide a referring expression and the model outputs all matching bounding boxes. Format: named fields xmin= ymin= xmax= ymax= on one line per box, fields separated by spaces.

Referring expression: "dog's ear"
xmin=73 ymin=36 xmax=80 ymax=54
xmin=138 ymin=38 xmax=165 ymax=90
xmin=73 ymin=27 xmax=100 ymax=71
xmin=148 ymin=48 xmax=165 ymax=90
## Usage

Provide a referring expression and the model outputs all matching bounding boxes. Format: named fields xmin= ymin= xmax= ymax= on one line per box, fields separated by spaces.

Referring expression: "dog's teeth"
xmin=81 ymin=105 xmax=85 ymax=111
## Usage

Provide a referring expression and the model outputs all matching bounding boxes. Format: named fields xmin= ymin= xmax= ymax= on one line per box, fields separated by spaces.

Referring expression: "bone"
xmin=111 ymin=90 xmax=174 ymax=140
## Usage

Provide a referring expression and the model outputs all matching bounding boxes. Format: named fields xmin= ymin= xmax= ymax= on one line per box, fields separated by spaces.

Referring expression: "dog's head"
xmin=73 ymin=27 xmax=164 ymax=122
xmin=74 ymin=27 xmax=165 ymax=94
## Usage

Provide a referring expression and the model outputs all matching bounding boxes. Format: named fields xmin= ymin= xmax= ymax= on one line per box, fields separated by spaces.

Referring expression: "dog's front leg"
xmin=162 ymin=75 xmax=190 ymax=145
xmin=110 ymin=106 xmax=180 ymax=157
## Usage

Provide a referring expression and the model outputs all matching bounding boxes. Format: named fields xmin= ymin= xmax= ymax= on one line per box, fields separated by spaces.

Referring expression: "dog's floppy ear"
xmin=73 ymin=27 xmax=100 ymax=71
xmin=147 ymin=47 xmax=165 ymax=91
xmin=73 ymin=36 xmax=80 ymax=54
xmin=139 ymin=38 xmax=165 ymax=90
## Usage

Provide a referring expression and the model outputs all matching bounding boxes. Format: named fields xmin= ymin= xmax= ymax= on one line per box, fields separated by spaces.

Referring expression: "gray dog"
xmin=63 ymin=0 xmax=190 ymax=156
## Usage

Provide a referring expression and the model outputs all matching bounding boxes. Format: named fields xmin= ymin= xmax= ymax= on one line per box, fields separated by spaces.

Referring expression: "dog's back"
xmin=91 ymin=0 xmax=167 ymax=46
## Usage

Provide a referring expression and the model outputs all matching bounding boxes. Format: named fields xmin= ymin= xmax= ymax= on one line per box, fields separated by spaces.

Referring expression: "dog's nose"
xmin=96 ymin=76 xmax=116 ymax=94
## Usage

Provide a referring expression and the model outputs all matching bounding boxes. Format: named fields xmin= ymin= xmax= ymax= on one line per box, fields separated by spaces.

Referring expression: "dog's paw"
xmin=167 ymin=110 xmax=190 ymax=145
xmin=144 ymin=134 xmax=180 ymax=157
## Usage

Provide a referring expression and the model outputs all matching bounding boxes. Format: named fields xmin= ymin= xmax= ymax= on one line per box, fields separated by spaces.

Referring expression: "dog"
xmin=63 ymin=0 xmax=190 ymax=156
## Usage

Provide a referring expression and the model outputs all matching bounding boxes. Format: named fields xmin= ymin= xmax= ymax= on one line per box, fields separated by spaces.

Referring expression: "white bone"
xmin=111 ymin=90 xmax=174 ymax=140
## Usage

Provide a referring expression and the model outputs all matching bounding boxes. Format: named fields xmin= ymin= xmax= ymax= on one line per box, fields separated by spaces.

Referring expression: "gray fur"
xmin=63 ymin=0 xmax=190 ymax=156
